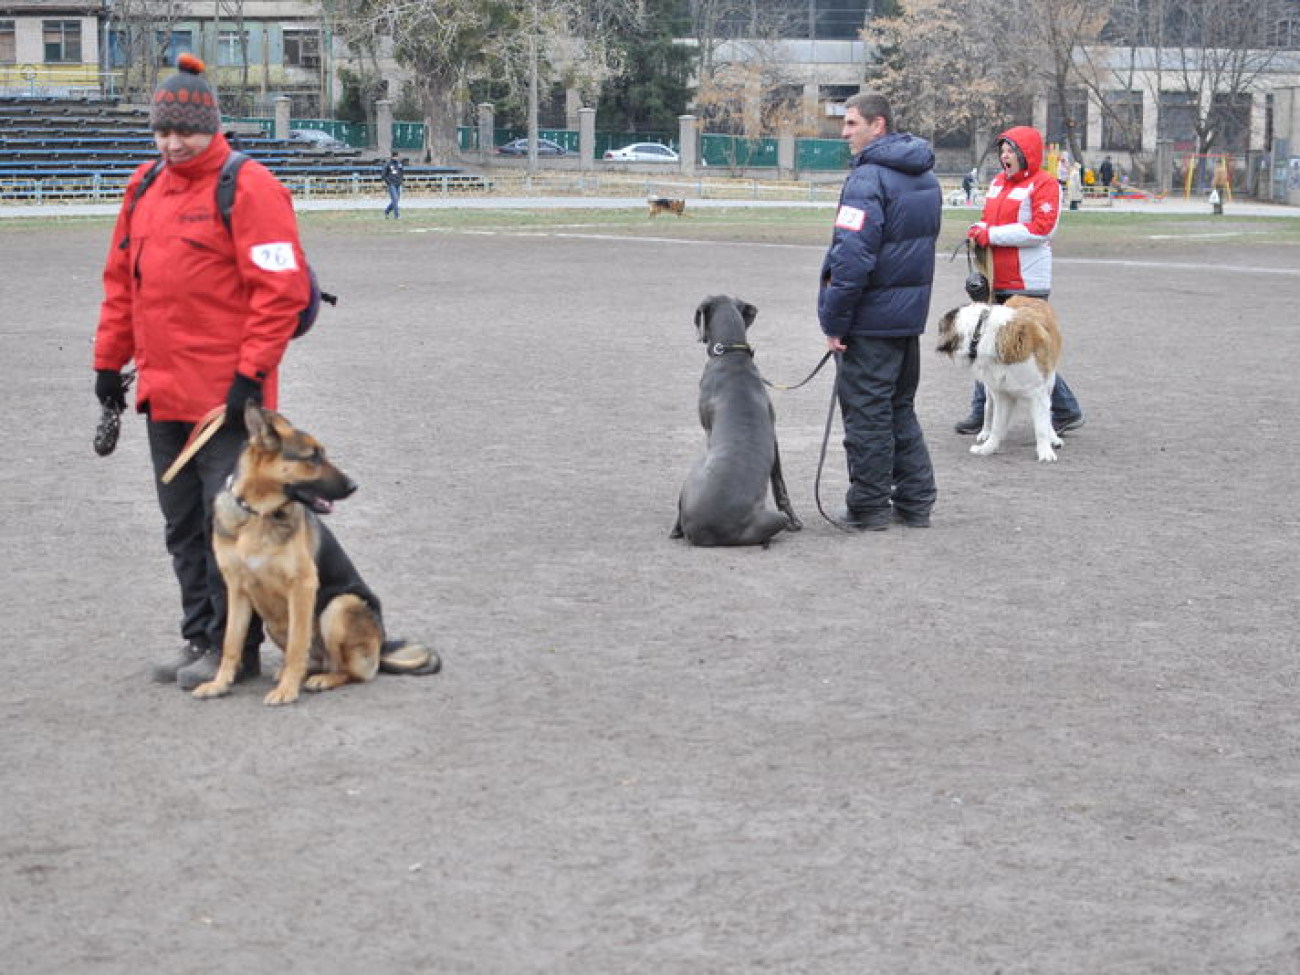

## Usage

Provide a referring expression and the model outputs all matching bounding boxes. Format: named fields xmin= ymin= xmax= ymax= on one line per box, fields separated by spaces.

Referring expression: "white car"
xmin=603 ymin=142 xmax=680 ymax=163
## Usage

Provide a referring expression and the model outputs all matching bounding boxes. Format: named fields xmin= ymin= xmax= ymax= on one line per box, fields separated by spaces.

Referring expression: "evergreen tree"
xmin=597 ymin=0 xmax=697 ymax=133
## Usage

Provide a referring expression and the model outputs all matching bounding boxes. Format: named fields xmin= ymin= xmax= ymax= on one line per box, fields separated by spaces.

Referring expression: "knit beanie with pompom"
xmin=151 ymin=53 xmax=221 ymax=134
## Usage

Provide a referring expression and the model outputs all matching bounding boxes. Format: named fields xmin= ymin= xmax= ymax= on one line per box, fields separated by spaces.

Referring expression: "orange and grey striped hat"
xmin=150 ymin=53 xmax=220 ymax=134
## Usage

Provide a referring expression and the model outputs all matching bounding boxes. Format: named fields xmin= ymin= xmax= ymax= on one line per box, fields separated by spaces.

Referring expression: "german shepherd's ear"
xmin=244 ymin=402 xmax=280 ymax=450
xmin=935 ymin=308 xmax=961 ymax=356
xmin=738 ymin=300 xmax=758 ymax=330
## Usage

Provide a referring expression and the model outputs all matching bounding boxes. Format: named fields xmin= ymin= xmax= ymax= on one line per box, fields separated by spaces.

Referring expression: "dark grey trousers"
xmin=836 ymin=334 xmax=937 ymax=519
xmin=147 ymin=417 xmax=261 ymax=655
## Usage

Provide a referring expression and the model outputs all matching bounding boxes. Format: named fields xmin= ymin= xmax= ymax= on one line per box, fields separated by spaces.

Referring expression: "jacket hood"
xmin=857 ymin=132 xmax=935 ymax=176
xmin=998 ymin=125 xmax=1043 ymax=176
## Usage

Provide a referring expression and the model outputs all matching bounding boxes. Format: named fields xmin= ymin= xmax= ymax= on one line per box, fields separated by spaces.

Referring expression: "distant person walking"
xmin=381 ymin=151 xmax=405 ymax=219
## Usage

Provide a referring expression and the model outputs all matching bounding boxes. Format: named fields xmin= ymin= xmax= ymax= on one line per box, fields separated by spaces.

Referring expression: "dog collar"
xmin=225 ymin=474 xmax=289 ymax=518
xmin=710 ymin=342 xmax=754 ymax=357
xmin=967 ymin=308 xmax=991 ymax=360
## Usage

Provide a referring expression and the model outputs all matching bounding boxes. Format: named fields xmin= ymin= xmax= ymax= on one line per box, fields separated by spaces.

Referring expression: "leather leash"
xmin=160 ymin=405 xmax=226 ymax=484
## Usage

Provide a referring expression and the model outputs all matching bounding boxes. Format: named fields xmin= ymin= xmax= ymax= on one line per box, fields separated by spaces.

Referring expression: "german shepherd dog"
xmin=193 ymin=403 xmax=439 ymax=706
xmin=648 ymin=197 xmax=687 ymax=218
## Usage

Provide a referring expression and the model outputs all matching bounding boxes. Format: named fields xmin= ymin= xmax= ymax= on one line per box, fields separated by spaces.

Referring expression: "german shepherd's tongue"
xmin=309 ymin=498 xmax=334 ymax=515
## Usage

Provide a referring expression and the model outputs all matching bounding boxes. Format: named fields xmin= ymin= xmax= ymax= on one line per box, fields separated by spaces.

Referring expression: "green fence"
xmin=231 ymin=116 xmax=852 ymax=172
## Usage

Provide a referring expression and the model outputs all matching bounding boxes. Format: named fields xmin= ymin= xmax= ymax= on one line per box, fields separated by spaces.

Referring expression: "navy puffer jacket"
xmin=818 ymin=132 xmax=942 ymax=338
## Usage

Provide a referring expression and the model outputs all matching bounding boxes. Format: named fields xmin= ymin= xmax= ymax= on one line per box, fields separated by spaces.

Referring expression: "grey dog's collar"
xmin=709 ymin=342 xmax=754 ymax=357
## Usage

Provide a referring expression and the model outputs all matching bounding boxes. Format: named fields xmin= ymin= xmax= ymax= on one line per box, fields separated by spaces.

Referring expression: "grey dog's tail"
xmin=379 ymin=639 xmax=442 ymax=676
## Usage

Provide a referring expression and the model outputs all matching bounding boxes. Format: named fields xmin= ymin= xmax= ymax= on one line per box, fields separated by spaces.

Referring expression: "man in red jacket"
xmin=954 ymin=125 xmax=1084 ymax=435
xmin=93 ymin=54 xmax=311 ymax=689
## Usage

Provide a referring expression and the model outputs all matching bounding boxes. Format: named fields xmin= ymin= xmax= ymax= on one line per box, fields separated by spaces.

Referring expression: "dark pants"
xmin=836 ymin=334 xmax=937 ymax=518
xmin=147 ymin=417 xmax=261 ymax=655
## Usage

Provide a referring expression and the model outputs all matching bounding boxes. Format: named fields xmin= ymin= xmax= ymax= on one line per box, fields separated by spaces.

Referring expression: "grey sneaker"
xmin=176 ymin=646 xmax=261 ymax=691
xmin=953 ymin=415 xmax=983 ymax=435
xmin=151 ymin=642 xmax=207 ymax=684
xmin=1053 ymin=413 xmax=1085 ymax=434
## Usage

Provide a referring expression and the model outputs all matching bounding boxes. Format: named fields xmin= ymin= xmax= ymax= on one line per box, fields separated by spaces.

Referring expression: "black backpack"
xmin=121 ymin=151 xmax=335 ymax=338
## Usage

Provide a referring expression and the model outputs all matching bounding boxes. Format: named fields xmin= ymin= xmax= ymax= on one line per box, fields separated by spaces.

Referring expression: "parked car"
xmin=288 ymin=128 xmax=348 ymax=150
xmin=495 ymin=137 xmax=568 ymax=157
xmin=603 ymin=142 xmax=679 ymax=163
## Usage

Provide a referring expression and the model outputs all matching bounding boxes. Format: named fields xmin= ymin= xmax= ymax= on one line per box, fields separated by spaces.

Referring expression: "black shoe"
xmin=834 ymin=506 xmax=890 ymax=532
xmin=151 ymin=642 xmax=207 ymax=684
xmin=176 ymin=646 xmax=261 ymax=691
xmin=893 ymin=508 xmax=931 ymax=528
xmin=953 ymin=415 xmax=983 ymax=435
xmin=1053 ymin=413 xmax=1085 ymax=434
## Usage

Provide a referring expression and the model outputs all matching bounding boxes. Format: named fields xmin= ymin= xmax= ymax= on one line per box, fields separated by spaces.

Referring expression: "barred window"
xmin=283 ymin=29 xmax=321 ymax=69
xmin=0 ymin=21 xmax=15 ymax=64
xmin=1102 ymin=91 xmax=1142 ymax=151
xmin=43 ymin=20 xmax=82 ymax=63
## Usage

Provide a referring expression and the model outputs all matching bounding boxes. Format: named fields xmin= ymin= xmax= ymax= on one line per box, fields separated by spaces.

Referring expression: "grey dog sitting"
xmin=671 ymin=295 xmax=802 ymax=547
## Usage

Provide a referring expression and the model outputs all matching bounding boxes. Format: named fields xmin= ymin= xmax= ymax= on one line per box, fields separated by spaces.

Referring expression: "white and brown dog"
xmin=936 ymin=296 xmax=1064 ymax=462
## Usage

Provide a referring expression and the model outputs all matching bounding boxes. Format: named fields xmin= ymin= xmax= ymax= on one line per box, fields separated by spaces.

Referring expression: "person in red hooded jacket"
xmin=93 ymin=54 xmax=311 ymax=689
xmin=954 ymin=125 xmax=1084 ymax=435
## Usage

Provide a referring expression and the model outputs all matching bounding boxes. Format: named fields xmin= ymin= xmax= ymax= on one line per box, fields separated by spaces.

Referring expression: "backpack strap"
xmin=117 ymin=159 xmax=165 ymax=250
xmin=215 ymin=151 xmax=250 ymax=235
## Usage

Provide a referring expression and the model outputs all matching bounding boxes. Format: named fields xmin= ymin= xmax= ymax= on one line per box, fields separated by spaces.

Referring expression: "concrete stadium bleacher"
xmin=0 ymin=97 xmax=489 ymax=202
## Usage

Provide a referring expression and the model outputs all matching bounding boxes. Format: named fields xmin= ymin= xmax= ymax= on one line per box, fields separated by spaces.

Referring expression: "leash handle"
xmin=762 ymin=350 xmax=835 ymax=391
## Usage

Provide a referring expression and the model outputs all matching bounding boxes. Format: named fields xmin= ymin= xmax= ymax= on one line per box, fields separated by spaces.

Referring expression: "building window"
xmin=43 ymin=20 xmax=82 ymax=63
xmin=1046 ymin=89 xmax=1088 ymax=152
xmin=1210 ymin=93 xmax=1251 ymax=153
xmin=1102 ymin=90 xmax=1142 ymax=151
xmin=0 ymin=20 xmax=15 ymax=64
xmin=283 ymin=28 xmax=321 ymax=69
xmin=1159 ymin=90 xmax=1199 ymax=152
xmin=156 ymin=30 xmax=194 ymax=66
xmin=217 ymin=30 xmax=248 ymax=67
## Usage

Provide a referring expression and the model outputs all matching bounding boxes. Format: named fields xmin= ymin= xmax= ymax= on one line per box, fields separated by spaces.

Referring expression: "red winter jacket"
xmin=979 ymin=125 xmax=1060 ymax=296
xmin=94 ymin=134 xmax=309 ymax=422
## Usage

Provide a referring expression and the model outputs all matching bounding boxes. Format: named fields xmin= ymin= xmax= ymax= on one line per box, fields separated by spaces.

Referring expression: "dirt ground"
xmin=3 ymin=205 xmax=1299 ymax=974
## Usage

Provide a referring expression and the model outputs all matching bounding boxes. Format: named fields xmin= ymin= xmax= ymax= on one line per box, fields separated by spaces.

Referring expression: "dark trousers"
xmin=836 ymin=334 xmax=937 ymax=518
xmin=147 ymin=418 xmax=261 ymax=655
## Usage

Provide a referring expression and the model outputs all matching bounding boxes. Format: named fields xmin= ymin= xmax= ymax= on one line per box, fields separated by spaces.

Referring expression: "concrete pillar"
xmin=565 ymin=88 xmax=584 ymax=129
xmin=678 ymin=114 xmax=698 ymax=174
xmin=477 ymin=103 xmax=495 ymax=162
xmin=273 ymin=95 xmax=291 ymax=141
xmin=778 ymin=125 xmax=795 ymax=180
xmin=375 ymin=98 xmax=393 ymax=155
xmin=578 ymin=106 xmax=596 ymax=171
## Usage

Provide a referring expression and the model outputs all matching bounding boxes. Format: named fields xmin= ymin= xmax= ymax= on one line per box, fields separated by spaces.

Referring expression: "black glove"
xmin=95 ymin=369 xmax=127 ymax=411
xmin=225 ymin=373 xmax=263 ymax=430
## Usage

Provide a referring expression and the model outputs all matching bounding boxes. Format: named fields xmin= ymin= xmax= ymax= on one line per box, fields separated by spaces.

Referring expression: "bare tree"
xmin=867 ymin=0 xmax=1037 ymax=166
xmin=332 ymin=0 xmax=635 ymax=163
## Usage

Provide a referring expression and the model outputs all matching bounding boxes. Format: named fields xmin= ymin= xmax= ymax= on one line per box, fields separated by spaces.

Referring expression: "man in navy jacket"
xmin=819 ymin=91 xmax=941 ymax=530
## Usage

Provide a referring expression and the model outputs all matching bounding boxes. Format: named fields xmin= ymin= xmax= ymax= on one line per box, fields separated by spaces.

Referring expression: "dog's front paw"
xmin=1036 ymin=445 xmax=1058 ymax=463
xmin=973 ymin=430 xmax=991 ymax=444
xmin=263 ymin=683 xmax=301 ymax=706
xmin=191 ymin=680 xmax=232 ymax=700
xmin=785 ymin=513 xmax=803 ymax=532
xmin=970 ymin=441 xmax=998 ymax=456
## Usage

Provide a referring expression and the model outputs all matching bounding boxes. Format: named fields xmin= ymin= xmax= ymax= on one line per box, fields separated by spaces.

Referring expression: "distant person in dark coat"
xmin=381 ymin=151 xmax=405 ymax=219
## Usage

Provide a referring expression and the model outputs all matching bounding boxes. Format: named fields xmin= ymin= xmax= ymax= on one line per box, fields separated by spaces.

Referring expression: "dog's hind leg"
xmin=192 ymin=588 xmax=253 ymax=700
xmin=306 ymin=595 xmax=381 ymax=692
xmin=1029 ymin=385 xmax=1061 ymax=463
xmin=769 ymin=439 xmax=802 ymax=531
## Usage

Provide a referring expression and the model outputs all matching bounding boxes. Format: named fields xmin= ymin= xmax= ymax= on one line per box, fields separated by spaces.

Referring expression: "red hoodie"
xmin=94 ymin=134 xmax=309 ymax=422
xmin=979 ymin=125 xmax=1060 ymax=296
